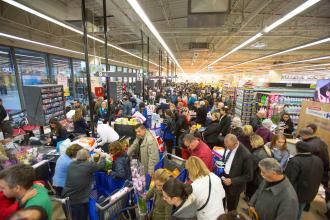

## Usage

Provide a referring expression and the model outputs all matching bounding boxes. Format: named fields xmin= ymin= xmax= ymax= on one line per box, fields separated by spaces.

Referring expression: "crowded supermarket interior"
xmin=0 ymin=0 xmax=330 ymax=220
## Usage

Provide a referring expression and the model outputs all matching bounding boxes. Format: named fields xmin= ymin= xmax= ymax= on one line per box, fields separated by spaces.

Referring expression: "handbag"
xmin=197 ymin=175 xmax=211 ymax=211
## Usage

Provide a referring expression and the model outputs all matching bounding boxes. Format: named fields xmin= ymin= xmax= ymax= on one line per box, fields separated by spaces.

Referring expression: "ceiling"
xmin=0 ymin=0 xmax=330 ymax=75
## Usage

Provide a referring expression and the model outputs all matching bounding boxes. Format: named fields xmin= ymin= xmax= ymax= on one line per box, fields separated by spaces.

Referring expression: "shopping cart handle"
xmin=164 ymin=152 xmax=186 ymax=162
xmin=50 ymin=196 xmax=69 ymax=204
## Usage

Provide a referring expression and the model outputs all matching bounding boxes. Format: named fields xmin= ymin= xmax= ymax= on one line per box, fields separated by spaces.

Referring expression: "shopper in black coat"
xmin=195 ymin=101 xmax=207 ymax=127
xmin=73 ymin=109 xmax=89 ymax=135
xmin=299 ymin=128 xmax=329 ymax=185
xmin=221 ymin=134 xmax=253 ymax=211
xmin=203 ymin=112 xmax=220 ymax=148
xmin=246 ymin=135 xmax=272 ymax=199
xmin=218 ymin=107 xmax=232 ymax=136
xmin=285 ymin=141 xmax=324 ymax=219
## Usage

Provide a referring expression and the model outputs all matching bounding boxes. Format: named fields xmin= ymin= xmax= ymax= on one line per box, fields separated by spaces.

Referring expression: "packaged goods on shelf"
xmin=23 ymin=85 xmax=65 ymax=126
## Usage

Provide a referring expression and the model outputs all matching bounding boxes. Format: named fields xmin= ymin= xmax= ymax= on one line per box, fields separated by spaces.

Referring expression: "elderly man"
xmin=249 ymin=158 xmax=298 ymax=220
xmin=221 ymin=134 xmax=252 ymax=211
xmin=250 ymin=110 xmax=266 ymax=132
xmin=183 ymin=134 xmax=214 ymax=171
xmin=128 ymin=124 xmax=159 ymax=174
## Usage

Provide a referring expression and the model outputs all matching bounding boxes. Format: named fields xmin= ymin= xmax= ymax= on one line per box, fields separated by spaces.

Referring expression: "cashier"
xmin=47 ymin=117 xmax=68 ymax=147
xmin=96 ymin=119 xmax=119 ymax=153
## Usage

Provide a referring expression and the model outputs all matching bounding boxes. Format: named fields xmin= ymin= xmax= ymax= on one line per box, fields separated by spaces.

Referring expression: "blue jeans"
xmin=297 ymin=203 xmax=306 ymax=220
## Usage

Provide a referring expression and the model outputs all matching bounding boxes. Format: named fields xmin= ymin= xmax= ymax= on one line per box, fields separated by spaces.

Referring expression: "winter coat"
xmin=250 ymin=116 xmax=262 ymax=132
xmin=175 ymin=115 xmax=189 ymax=137
xmin=98 ymin=108 xmax=109 ymax=121
xmin=285 ymin=152 xmax=323 ymax=203
xmin=122 ymin=100 xmax=132 ymax=117
xmin=238 ymin=134 xmax=253 ymax=152
xmin=161 ymin=116 xmax=176 ymax=141
xmin=203 ymin=120 xmax=220 ymax=147
xmin=300 ymin=136 xmax=329 ymax=185
xmin=247 ymin=147 xmax=272 ymax=197
xmin=128 ymin=130 xmax=159 ymax=174
xmin=250 ymin=177 xmax=299 ymax=220
xmin=172 ymin=194 xmax=198 ymax=220
xmin=73 ymin=118 xmax=88 ymax=134
xmin=229 ymin=127 xmax=243 ymax=139
xmin=218 ymin=114 xmax=231 ymax=137
xmin=111 ymin=153 xmax=131 ymax=180
xmin=146 ymin=187 xmax=172 ymax=220
xmin=256 ymin=127 xmax=274 ymax=143
xmin=195 ymin=106 xmax=207 ymax=126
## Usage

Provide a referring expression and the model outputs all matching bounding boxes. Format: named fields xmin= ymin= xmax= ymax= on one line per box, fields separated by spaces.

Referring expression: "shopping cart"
xmin=50 ymin=196 xmax=72 ymax=220
xmin=153 ymin=153 xmax=187 ymax=182
xmin=93 ymin=171 xmax=126 ymax=197
xmin=89 ymin=186 xmax=135 ymax=220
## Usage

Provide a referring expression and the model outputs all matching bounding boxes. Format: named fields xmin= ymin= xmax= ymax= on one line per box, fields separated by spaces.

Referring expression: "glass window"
xmin=0 ymin=46 xmax=21 ymax=113
xmin=49 ymin=55 xmax=72 ymax=97
xmin=110 ymin=65 xmax=116 ymax=72
xmin=15 ymin=49 xmax=49 ymax=85
xmin=123 ymin=67 xmax=128 ymax=73
xmin=117 ymin=66 xmax=122 ymax=72
xmin=72 ymin=59 xmax=87 ymax=100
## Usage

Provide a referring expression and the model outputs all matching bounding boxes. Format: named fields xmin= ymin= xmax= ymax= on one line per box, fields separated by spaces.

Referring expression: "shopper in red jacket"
xmin=0 ymin=189 xmax=36 ymax=220
xmin=183 ymin=134 xmax=214 ymax=172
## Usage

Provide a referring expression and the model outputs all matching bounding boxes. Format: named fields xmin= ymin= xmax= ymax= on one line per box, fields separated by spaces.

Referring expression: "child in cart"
xmin=144 ymin=169 xmax=172 ymax=220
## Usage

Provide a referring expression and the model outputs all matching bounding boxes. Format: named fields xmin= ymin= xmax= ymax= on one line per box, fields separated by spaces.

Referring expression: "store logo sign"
xmin=306 ymin=108 xmax=330 ymax=120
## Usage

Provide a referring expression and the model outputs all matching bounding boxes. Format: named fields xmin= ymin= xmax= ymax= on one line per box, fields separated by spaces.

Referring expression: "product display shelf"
xmin=108 ymin=81 xmax=123 ymax=101
xmin=235 ymin=83 xmax=255 ymax=125
xmin=254 ymin=89 xmax=314 ymax=125
xmin=23 ymin=84 xmax=65 ymax=126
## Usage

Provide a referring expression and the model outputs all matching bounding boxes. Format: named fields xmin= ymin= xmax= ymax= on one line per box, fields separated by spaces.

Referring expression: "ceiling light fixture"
xmin=1 ymin=0 xmax=160 ymax=68
xmin=273 ymin=55 xmax=330 ymax=66
xmin=0 ymin=32 xmax=140 ymax=68
xmin=263 ymin=0 xmax=321 ymax=33
xmin=126 ymin=0 xmax=184 ymax=73
xmin=196 ymin=0 xmax=321 ymax=73
xmin=222 ymin=37 xmax=330 ymax=70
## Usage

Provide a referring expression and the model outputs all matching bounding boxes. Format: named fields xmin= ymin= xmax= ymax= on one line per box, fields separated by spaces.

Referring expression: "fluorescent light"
xmin=222 ymin=37 xmax=330 ymax=69
xmin=127 ymin=0 xmax=184 ymax=73
xmin=197 ymin=0 xmax=321 ymax=73
xmin=0 ymin=51 xmax=8 ymax=55
xmin=273 ymin=55 xmax=330 ymax=66
xmin=1 ymin=0 xmax=160 ymax=68
xmin=206 ymin=32 xmax=263 ymax=69
xmin=0 ymin=32 xmax=140 ymax=68
xmin=263 ymin=0 xmax=321 ymax=33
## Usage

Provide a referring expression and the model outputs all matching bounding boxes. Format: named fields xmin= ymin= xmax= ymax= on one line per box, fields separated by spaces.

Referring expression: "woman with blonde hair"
xmin=185 ymin=156 xmax=225 ymax=219
xmin=145 ymin=169 xmax=172 ymax=220
xmin=267 ymin=134 xmax=290 ymax=170
xmin=73 ymin=108 xmax=88 ymax=134
xmin=246 ymin=134 xmax=273 ymax=199
xmin=238 ymin=125 xmax=254 ymax=152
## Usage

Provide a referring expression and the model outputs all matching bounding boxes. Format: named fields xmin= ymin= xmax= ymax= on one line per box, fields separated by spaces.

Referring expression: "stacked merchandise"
xmin=109 ymin=81 xmax=123 ymax=101
xmin=255 ymin=92 xmax=313 ymax=125
xmin=222 ymin=86 xmax=236 ymax=103
xmin=235 ymin=83 xmax=254 ymax=125
xmin=23 ymin=85 xmax=65 ymax=126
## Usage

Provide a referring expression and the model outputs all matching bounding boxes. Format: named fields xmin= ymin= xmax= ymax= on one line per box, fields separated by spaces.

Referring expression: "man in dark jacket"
xmin=249 ymin=158 xmax=298 ymax=220
xmin=221 ymin=134 xmax=253 ymax=211
xmin=195 ymin=101 xmax=207 ymax=127
xmin=285 ymin=141 xmax=323 ymax=219
xmin=250 ymin=110 xmax=266 ymax=132
xmin=299 ymin=128 xmax=329 ymax=186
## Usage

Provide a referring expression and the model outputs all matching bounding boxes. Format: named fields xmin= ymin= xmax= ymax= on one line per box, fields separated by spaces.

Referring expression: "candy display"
xmin=235 ymin=83 xmax=255 ymax=125
xmin=71 ymin=137 xmax=97 ymax=151
xmin=114 ymin=117 xmax=140 ymax=125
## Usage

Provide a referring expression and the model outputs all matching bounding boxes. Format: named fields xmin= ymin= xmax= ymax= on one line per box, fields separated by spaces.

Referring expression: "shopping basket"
xmin=89 ymin=186 xmax=135 ymax=220
xmin=212 ymin=147 xmax=225 ymax=177
xmin=154 ymin=153 xmax=187 ymax=182
xmin=93 ymin=171 xmax=126 ymax=197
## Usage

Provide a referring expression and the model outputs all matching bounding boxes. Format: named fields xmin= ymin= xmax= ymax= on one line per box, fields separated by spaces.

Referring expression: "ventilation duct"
xmin=189 ymin=42 xmax=210 ymax=50
xmin=187 ymin=0 xmax=230 ymax=28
